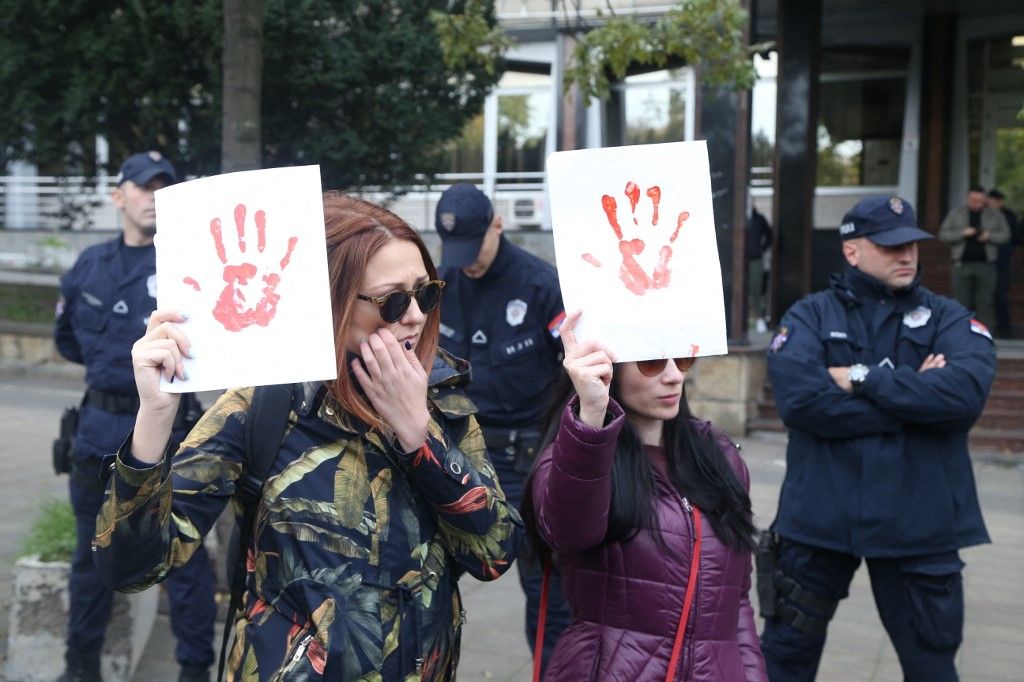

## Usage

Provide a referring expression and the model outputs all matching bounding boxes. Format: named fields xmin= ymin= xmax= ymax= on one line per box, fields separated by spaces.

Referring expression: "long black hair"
xmin=522 ymin=366 xmax=757 ymax=562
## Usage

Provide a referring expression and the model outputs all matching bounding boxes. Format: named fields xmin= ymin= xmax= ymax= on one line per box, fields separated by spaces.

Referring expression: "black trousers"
xmin=68 ymin=457 xmax=217 ymax=666
xmin=489 ymin=445 xmax=572 ymax=674
xmin=760 ymin=537 xmax=964 ymax=682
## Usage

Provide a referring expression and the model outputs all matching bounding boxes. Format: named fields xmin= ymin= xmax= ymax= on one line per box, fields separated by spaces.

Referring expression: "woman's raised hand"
xmin=560 ymin=310 xmax=615 ymax=428
xmin=130 ymin=309 xmax=192 ymax=463
xmin=351 ymin=329 xmax=430 ymax=453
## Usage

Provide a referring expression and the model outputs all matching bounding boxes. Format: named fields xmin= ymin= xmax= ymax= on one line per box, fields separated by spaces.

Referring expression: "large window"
xmin=816 ymin=49 xmax=909 ymax=187
xmin=438 ymin=70 xmax=551 ymax=184
xmin=750 ymin=53 xmax=777 ymax=187
xmin=968 ymin=34 xmax=1024 ymax=208
xmin=607 ymin=68 xmax=695 ymax=146
xmin=443 ymin=115 xmax=484 ymax=175
xmin=496 ymin=72 xmax=551 ymax=179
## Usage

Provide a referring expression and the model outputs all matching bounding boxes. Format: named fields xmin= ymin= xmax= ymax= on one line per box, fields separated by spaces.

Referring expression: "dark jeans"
xmin=68 ymin=457 xmax=217 ymax=667
xmin=761 ymin=537 xmax=964 ymax=682
xmin=995 ymin=243 xmax=1015 ymax=337
xmin=489 ymin=446 xmax=572 ymax=674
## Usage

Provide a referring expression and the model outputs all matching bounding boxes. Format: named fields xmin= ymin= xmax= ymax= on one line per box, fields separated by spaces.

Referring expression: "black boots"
xmin=55 ymin=648 xmax=101 ymax=682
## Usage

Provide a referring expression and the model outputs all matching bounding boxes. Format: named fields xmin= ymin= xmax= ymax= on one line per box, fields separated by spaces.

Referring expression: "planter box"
xmin=5 ymin=555 xmax=158 ymax=682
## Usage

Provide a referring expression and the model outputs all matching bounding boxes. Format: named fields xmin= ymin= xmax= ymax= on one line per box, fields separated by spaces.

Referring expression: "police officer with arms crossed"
xmin=54 ymin=152 xmax=216 ymax=682
xmin=759 ymin=195 xmax=993 ymax=682
xmin=434 ymin=183 xmax=572 ymax=670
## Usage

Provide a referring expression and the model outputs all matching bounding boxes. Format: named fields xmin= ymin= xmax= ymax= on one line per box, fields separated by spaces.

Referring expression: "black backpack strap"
xmin=217 ymin=383 xmax=296 ymax=682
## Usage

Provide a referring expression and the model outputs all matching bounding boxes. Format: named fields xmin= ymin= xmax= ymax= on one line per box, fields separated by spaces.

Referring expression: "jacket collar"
xmin=831 ymin=267 xmax=924 ymax=313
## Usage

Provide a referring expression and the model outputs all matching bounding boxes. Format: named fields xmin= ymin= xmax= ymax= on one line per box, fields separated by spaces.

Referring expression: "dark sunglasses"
xmin=356 ymin=279 xmax=446 ymax=323
xmin=635 ymin=357 xmax=697 ymax=377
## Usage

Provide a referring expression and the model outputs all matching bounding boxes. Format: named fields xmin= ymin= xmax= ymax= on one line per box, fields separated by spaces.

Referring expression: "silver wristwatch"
xmin=848 ymin=363 xmax=869 ymax=391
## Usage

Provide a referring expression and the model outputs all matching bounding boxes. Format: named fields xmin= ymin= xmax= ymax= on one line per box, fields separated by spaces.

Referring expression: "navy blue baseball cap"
xmin=838 ymin=195 xmax=933 ymax=246
xmin=115 ymin=151 xmax=177 ymax=187
xmin=435 ymin=183 xmax=494 ymax=268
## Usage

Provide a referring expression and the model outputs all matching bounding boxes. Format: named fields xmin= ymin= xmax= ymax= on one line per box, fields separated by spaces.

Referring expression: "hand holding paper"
xmin=560 ymin=310 xmax=615 ymax=428
xmin=130 ymin=308 xmax=190 ymax=463
xmin=547 ymin=141 xmax=727 ymax=362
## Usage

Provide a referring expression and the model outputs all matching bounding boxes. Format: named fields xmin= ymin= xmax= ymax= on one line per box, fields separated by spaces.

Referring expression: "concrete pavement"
xmin=2 ymin=362 xmax=1021 ymax=681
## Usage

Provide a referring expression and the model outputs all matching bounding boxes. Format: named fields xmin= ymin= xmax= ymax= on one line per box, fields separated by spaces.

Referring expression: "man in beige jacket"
xmin=939 ymin=185 xmax=1010 ymax=330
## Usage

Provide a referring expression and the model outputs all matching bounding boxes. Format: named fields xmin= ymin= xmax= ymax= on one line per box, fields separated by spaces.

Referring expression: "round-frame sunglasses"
xmin=635 ymin=356 xmax=697 ymax=377
xmin=356 ymin=279 xmax=446 ymax=323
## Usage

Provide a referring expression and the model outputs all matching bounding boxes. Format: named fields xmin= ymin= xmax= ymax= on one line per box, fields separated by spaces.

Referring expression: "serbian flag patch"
xmin=548 ymin=311 xmax=566 ymax=338
xmin=970 ymin=319 xmax=993 ymax=341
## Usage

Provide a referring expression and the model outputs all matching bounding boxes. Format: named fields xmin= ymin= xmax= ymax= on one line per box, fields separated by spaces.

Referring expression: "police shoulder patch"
xmin=969 ymin=318 xmax=993 ymax=341
xmin=769 ymin=326 xmax=791 ymax=353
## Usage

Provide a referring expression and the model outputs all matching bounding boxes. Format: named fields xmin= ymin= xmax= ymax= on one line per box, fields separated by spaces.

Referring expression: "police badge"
xmin=439 ymin=212 xmax=457 ymax=233
xmin=902 ymin=306 xmax=931 ymax=329
xmin=506 ymin=299 xmax=527 ymax=326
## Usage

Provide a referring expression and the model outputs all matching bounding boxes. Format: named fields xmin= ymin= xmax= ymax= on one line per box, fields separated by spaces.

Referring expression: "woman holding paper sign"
xmin=93 ymin=193 xmax=523 ymax=681
xmin=522 ymin=311 xmax=767 ymax=681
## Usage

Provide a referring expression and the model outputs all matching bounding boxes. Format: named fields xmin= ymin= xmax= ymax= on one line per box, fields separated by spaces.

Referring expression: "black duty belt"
xmin=479 ymin=425 xmax=523 ymax=450
xmin=84 ymin=388 xmax=140 ymax=415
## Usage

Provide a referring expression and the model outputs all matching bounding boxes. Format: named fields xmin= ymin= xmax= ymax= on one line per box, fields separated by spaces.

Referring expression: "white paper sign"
xmin=546 ymin=141 xmax=727 ymax=361
xmin=154 ymin=165 xmax=337 ymax=392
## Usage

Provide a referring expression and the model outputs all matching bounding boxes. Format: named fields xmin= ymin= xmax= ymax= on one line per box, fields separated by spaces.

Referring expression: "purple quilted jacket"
xmin=530 ymin=398 xmax=768 ymax=681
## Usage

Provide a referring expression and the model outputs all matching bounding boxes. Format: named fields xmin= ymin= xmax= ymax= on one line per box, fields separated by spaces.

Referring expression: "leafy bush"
xmin=22 ymin=498 xmax=76 ymax=562
xmin=0 ymin=283 xmax=59 ymax=324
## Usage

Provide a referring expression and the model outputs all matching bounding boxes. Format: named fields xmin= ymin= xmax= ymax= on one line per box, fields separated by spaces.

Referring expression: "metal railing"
xmin=1 ymin=174 xmax=118 ymax=232
xmin=0 ymin=172 xmax=549 ymax=233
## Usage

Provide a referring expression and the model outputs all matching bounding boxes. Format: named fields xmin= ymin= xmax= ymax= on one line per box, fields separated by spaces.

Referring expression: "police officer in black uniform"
xmin=434 ymin=183 xmax=571 ymax=670
xmin=760 ymin=196 xmax=993 ymax=681
xmin=54 ymin=152 xmax=216 ymax=682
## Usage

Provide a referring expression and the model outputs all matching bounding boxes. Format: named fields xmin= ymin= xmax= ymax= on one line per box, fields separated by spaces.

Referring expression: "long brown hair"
xmin=321 ymin=192 xmax=440 ymax=430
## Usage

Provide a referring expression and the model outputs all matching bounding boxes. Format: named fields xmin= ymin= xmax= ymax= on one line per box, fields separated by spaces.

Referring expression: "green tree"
xmin=0 ymin=1 xmax=221 ymax=176
xmin=0 ymin=1 xmax=506 ymax=189
xmin=561 ymin=0 xmax=761 ymax=105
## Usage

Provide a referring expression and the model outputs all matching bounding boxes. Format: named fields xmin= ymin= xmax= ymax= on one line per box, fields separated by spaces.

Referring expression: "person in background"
xmin=987 ymin=188 xmax=1021 ymax=338
xmin=433 ymin=183 xmax=572 ymax=671
xmin=93 ymin=193 xmax=522 ymax=680
xmin=523 ymin=310 xmax=767 ymax=681
xmin=53 ymin=151 xmax=215 ymax=682
xmin=746 ymin=205 xmax=773 ymax=333
xmin=939 ymin=184 xmax=1010 ymax=330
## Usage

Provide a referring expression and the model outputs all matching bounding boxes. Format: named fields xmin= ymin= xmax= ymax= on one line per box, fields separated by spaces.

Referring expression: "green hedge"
xmin=0 ymin=283 xmax=59 ymax=324
xmin=22 ymin=498 xmax=75 ymax=562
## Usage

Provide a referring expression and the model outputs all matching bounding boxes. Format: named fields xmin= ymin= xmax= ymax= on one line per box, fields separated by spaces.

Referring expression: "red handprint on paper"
xmin=582 ymin=180 xmax=690 ymax=296
xmin=182 ymin=204 xmax=298 ymax=332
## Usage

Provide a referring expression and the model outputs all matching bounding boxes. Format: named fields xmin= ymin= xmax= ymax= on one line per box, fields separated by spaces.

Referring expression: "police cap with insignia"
xmin=837 ymin=195 xmax=933 ymax=246
xmin=435 ymin=182 xmax=495 ymax=268
xmin=115 ymin=150 xmax=177 ymax=187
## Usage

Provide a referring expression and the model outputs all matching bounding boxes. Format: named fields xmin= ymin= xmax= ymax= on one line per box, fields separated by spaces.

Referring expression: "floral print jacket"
xmin=94 ymin=351 xmax=523 ymax=681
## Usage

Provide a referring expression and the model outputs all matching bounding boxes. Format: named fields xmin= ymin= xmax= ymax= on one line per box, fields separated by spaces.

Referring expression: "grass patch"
xmin=0 ymin=283 xmax=59 ymax=324
xmin=22 ymin=498 xmax=76 ymax=562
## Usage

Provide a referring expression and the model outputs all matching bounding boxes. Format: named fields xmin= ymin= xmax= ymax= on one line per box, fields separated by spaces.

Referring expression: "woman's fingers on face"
xmin=351 ymin=355 xmax=374 ymax=392
xmin=359 ymin=339 xmax=383 ymax=377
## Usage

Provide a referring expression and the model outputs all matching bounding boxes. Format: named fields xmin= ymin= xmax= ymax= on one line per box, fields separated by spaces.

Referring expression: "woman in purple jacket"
xmin=523 ymin=311 xmax=768 ymax=681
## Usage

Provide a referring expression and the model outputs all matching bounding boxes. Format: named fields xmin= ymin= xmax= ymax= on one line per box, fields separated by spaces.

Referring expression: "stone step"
xmin=975 ymin=409 xmax=1023 ymax=431
xmin=983 ymin=391 xmax=1024 ymax=411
